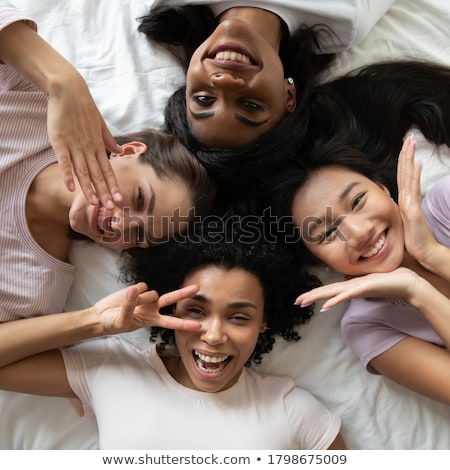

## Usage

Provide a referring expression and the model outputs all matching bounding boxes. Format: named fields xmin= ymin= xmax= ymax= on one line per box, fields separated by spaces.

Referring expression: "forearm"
xmin=0 ymin=308 xmax=102 ymax=368
xmin=409 ymin=277 xmax=450 ymax=349
xmin=423 ymin=243 xmax=450 ymax=282
xmin=0 ymin=20 xmax=85 ymax=95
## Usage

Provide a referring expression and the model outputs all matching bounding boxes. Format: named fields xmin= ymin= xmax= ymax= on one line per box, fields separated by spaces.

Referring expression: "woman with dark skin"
xmin=0 ymin=216 xmax=346 ymax=449
xmin=139 ymin=1 xmax=394 ymax=149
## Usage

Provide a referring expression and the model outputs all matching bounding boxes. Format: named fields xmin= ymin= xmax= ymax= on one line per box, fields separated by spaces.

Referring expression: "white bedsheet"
xmin=1 ymin=0 xmax=450 ymax=450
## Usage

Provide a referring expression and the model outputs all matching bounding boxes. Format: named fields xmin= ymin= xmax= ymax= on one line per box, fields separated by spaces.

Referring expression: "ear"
xmin=285 ymin=79 xmax=297 ymax=113
xmin=112 ymin=141 xmax=147 ymax=157
xmin=259 ymin=322 xmax=268 ymax=333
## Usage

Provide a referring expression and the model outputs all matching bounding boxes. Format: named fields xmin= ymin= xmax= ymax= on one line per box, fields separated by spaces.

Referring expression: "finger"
xmin=115 ymin=284 xmax=143 ymax=329
xmin=158 ymin=284 xmax=200 ymax=308
xmin=70 ymin=153 xmax=100 ymax=205
xmin=295 ymin=288 xmax=331 ymax=307
xmin=82 ymin=152 xmax=116 ymax=210
xmin=135 ymin=289 xmax=160 ymax=306
xmin=320 ymin=292 xmax=353 ymax=311
xmin=55 ymin=147 xmax=77 ymax=193
xmin=156 ymin=314 xmax=201 ymax=331
xmin=100 ymin=122 xmax=123 ymax=203
xmin=94 ymin=151 xmax=123 ymax=205
xmin=102 ymin=124 xmax=123 ymax=155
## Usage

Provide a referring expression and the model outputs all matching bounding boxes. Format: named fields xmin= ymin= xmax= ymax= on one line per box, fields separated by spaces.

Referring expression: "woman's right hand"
xmin=295 ymin=267 xmax=421 ymax=312
xmin=46 ymin=68 xmax=123 ymax=209
xmin=0 ymin=20 xmax=123 ymax=209
xmin=92 ymin=282 xmax=202 ymax=335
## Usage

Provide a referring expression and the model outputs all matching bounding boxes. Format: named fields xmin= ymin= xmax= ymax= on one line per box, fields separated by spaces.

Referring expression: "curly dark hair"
xmin=121 ymin=214 xmax=317 ymax=366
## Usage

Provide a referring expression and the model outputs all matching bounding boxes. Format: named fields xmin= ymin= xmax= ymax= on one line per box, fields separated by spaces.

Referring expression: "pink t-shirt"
xmin=341 ymin=174 xmax=450 ymax=373
xmin=0 ymin=4 xmax=75 ymax=321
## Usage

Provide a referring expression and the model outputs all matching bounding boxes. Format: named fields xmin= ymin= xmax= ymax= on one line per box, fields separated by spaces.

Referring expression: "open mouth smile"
xmin=359 ymin=232 xmax=387 ymax=259
xmin=193 ymin=350 xmax=232 ymax=374
xmin=208 ymin=43 xmax=257 ymax=66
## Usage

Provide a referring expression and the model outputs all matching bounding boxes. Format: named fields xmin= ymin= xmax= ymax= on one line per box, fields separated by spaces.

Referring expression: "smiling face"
xmin=186 ymin=19 xmax=296 ymax=148
xmin=292 ymin=166 xmax=405 ymax=276
xmin=68 ymin=146 xmax=193 ymax=249
xmin=171 ymin=266 xmax=266 ymax=393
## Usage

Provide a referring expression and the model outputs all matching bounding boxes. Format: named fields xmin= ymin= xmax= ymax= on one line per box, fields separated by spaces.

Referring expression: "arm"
xmin=0 ymin=282 xmax=200 ymax=397
xmin=0 ymin=19 xmax=122 ymax=208
xmin=397 ymin=135 xmax=450 ymax=280
xmin=370 ymin=336 xmax=450 ymax=406
xmin=327 ymin=433 xmax=347 ymax=450
xmin=296 ymin=267 xmax=450 ymax=348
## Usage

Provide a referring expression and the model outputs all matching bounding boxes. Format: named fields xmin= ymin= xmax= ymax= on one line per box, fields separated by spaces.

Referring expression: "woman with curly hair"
xmin=0 ymin=216 xmax=345 ymax=449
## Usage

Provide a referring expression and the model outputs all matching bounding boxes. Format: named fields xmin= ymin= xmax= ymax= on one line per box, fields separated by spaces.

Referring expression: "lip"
xmin=358 ymin=230 xmax=388 ymax=261
xmin=194 ymin=348 xmax=231 ymax=360
xmin=206 ymin=42 xmax=258 ymax=67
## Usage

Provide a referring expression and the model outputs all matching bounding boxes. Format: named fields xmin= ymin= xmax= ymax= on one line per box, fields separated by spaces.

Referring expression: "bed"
xmin=1 ymin=0 xmax=450 ymax=450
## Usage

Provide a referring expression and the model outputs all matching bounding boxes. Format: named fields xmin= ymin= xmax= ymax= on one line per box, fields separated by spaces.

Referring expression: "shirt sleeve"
xmin=422 ymin=174 xmax=450 ymax=248
xmin=60 ymin=338 xmax=110 ymax=417
xmin=285 ymin=386 xmax=341 ymax=449
xmin=341 ymin=298 xmax=408 ymax=374
xmin=0 ymin=0 xmax=37 ymax=32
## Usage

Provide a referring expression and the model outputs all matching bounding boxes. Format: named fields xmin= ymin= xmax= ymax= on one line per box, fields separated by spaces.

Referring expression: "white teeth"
xmin=194 ymin=351 xmax=230 ymax=374
xmin=361 ymin=234 xmax=386 ymax=258
xmin=97 ymin=205 xmax=105 ymax=232
xmin=196 ymin=351 xmax=228 ymax=363
xmin=215 ymin=50 xmax=251 ymax=64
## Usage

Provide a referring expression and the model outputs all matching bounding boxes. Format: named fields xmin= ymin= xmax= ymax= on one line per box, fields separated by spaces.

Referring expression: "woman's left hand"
xmin=397 ymin=135 xmax=440 ymax=271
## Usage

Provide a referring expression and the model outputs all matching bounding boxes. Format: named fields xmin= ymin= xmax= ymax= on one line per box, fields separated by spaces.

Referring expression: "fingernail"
xmin=68 ymin=182 xmax=75 ymax=192
xmin=91 ymin=194 xmax=99 ymax=204
xmin=105 ymin=199 xmax=115 ymax=210
xmin=113 ymin=192 xmax=123 ymax=202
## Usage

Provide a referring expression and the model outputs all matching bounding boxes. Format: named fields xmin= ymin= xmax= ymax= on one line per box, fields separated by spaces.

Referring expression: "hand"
xmin=397 ymin=135 xmax=439 ymax=271
xmin=295 ymin=267 xmax=420 ymax=312
xmin=47 ymin=73 xmax=123 ymax=209
xmin=92 ymin=282 xmax=202 ymax=334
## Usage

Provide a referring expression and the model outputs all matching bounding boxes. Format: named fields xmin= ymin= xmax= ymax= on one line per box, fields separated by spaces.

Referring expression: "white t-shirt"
xmin=151 ymin=0 xmax=396 ymax=53
xmin=61 ymin=337 xmax=340 ymax=449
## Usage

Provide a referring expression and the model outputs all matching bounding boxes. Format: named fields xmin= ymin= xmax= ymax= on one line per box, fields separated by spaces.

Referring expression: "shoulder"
xmin=423 ymin=174 xmax=450 ymax=208
xmin=422 ymin=174 xmax=450 ymax=246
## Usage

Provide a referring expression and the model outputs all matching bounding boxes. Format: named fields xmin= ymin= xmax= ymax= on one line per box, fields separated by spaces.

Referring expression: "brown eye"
xmin=193 ymin=95 xmax=216 ymax=106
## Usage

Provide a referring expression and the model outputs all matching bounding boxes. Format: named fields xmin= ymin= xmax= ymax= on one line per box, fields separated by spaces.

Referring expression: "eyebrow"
xmin=307 ymin=181 xmax=362 ymax=232
xmin=188 ymin=108 xmax=268 ymax=128
xmin=339 ymin=181 xmax=361 ymax=202
xmin=190 ymin=294 xmax=257 ymax=310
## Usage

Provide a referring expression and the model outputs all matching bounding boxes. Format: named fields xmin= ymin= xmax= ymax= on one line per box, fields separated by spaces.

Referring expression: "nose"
xmin=341 ymin=215 xmax=375 ymax=250
xmin=210 ymin=72 xmax=245 ymax=88
xmin=200 ymin=317 xmax=227 ymax=346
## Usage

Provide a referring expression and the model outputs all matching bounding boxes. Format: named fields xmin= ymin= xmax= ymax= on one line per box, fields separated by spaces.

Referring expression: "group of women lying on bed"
xmin=1 ymin=0 xmax=450 ymax=449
